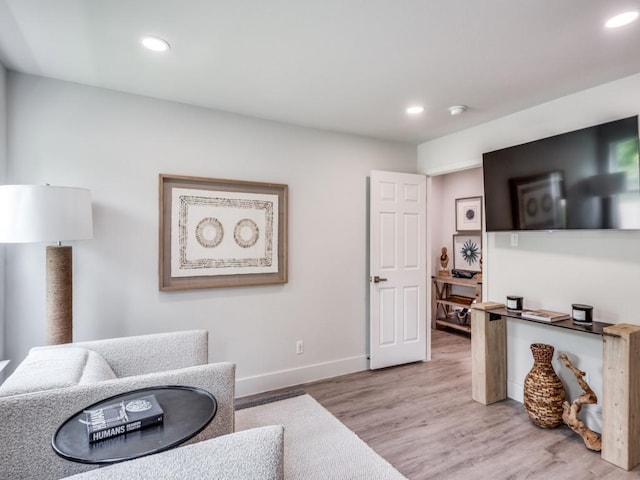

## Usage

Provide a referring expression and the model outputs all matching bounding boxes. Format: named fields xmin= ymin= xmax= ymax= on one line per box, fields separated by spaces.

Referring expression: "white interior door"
xmin=369 ymin=170 xmax=427 ymax=369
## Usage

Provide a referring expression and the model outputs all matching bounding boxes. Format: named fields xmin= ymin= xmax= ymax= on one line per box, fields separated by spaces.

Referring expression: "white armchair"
xmin=0 ymin=330 xmax=235 ymax=480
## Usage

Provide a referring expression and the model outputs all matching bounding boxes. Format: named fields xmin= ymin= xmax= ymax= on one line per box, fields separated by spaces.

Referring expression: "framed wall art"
xmin=455 ymin=196 xmax=482 ymax=232
xmin=159 ymin=174 xmax=288 ymax=290
xmin=510 ymin=171 xmax=565 ymax=230
xmin=452 ymin=234 xmax=482 ymax=272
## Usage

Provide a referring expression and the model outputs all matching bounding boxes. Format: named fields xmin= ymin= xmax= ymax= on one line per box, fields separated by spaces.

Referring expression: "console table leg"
xmin=471 ymin=304 xmax=507 ymax=405
xmin=602 ymin=324 xmax=640 ymax=470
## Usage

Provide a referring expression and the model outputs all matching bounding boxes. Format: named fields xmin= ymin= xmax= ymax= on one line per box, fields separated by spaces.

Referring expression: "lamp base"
xmin=46 ymin=245 xmax=73 ymax=344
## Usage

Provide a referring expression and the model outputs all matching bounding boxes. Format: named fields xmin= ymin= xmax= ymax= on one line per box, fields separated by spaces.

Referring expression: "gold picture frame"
xmin=159 ymin=174 xmax=288 ymax=290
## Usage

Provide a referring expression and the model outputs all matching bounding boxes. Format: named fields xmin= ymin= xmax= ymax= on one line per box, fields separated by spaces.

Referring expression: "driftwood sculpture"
xmin=558 ymin=353 xmax=602 ymax=451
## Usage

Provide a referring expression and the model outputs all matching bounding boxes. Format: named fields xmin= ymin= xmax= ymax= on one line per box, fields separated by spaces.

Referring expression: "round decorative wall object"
xmin=195 ymin=217 xmax=224 ymax=248
xmin=461 ymin=239 xmax=480 ymax=265
xmin=234 ymin=219 xmax=259 ymax=248
xmin=465 ymin=208 xmax=475 ymax=220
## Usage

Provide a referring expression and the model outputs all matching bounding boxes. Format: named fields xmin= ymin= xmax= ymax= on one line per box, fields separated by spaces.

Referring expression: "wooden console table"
xmin=471 ymin=302 xmax=640 ymax=471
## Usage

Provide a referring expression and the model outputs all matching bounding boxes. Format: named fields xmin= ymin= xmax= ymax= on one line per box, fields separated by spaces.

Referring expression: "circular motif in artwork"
xmin=196 ymin=217 xmax=224 ymax=248
xmin=540 ymin=193 xmax=553 ymax=213
xmin=461 ymin=239 xmax=480 ymax=265
xmin=125 ymin=399 xmax=153 ymax=413
xmin=234 ymin=219 xmax=259 ymax=248
xmin=465 ymin=208 xmax=475 ymax=220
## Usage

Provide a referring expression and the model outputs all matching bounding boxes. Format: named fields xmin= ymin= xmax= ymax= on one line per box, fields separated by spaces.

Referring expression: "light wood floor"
xmin=242 ymin=329 xmax=640 ymax=479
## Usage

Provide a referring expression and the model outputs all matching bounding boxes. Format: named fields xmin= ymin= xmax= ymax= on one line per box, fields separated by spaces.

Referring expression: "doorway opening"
xmin=426 ymin=166 xmax=484 ymax=347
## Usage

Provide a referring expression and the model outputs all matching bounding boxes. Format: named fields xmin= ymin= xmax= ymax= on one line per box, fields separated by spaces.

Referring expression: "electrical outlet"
xmin=510 ymin=233 xmax=519 ymax=247
xmin=296 ymin=340 xmax=304 ymax=354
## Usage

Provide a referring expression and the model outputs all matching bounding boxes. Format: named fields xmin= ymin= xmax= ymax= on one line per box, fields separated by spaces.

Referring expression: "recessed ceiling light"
xmin=141 ymin=36 xmax=170 ymax=52
xmin=406 ymin=106 xmax=424 ymax=115
xmin=448 ymin=105 xmax=467 ymax=116
xmin=605 ymin=11 xmax=639 ymax=28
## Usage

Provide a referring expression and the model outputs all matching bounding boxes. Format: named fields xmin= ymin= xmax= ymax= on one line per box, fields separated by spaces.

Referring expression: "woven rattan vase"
xmin=523 ymin=343 xmax=565 ymax=428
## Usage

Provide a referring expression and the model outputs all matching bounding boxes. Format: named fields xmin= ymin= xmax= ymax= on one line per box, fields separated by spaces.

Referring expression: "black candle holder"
xmin=572 ymin=304 xmax=593 ymax=326
xmin=506 ymin=295 xmax=523 ymax=311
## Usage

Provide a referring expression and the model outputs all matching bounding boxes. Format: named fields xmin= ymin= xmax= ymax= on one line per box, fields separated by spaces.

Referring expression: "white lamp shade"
xmin=0 ymin=185 xmax=93 ymax=243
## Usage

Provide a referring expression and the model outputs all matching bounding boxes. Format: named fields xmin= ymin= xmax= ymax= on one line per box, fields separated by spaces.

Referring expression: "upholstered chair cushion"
xmin=0 ymin=347 xmax=116 ymax=397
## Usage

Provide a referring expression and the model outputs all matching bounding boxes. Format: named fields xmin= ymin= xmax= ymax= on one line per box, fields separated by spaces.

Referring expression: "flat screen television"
xmin=482 ymin=116 xmax=640 ymax=232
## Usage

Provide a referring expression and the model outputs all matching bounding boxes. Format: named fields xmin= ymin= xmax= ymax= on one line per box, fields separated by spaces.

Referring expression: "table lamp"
xmin=0 ymin=185 xmax=93 ymax=344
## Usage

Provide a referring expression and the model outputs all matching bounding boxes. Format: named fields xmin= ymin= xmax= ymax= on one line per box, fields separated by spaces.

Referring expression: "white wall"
xmin=418 ymin=72 xmax=640 ymax=431
xmin=418 ymin=73 xmax=640 ymax=176
xmin=437 ymin=168 xmax=484 ymax=256
xmin=5 ymin=72 xmax=417 ymax=396
xmin=427 ymin=175 xmax=443 ymax=278
xmin=0 ymin=63 xmax=6 ymax=363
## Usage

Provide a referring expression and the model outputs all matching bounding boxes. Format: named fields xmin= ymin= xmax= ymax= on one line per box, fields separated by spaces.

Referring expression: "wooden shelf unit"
xmin=431 ymin=275 xmax=482 ymax=334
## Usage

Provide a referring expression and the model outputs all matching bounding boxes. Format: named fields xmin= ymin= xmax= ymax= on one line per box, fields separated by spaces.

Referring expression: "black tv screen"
xmin=482 ymin=116 xmax=640 ymax=232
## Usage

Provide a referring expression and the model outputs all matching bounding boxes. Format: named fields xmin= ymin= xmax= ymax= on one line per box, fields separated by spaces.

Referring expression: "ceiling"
xmin=0 ymin=0 xmax=639 ymax=145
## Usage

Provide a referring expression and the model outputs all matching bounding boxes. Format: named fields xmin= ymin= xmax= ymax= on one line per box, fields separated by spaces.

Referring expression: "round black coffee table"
xmin=52 ymin=385 xmax=217 ymax=464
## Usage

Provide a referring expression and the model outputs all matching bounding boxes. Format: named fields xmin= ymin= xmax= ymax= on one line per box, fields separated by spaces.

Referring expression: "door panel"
xmin=379 ymin=288 xmax=397 ymax=346
xmin=403 ymin=286 xmax=419 ymax=342
xmin=370 ymin=170 xmax=427 ymax=369
xmin=380 ymin=213 xmax=397 ymax=269
xmin=404 ymin=213 xmax=419 ymax=268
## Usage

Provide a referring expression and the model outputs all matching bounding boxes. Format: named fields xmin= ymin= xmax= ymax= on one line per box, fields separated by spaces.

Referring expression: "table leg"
xmin=471 ymin=305 xmax=507 ymax=405
xmin=602 ymin=324 xmax=640 ymax=470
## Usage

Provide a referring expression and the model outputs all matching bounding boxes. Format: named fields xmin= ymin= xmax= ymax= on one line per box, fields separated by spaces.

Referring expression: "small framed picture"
xmin=455 ymin=196 xmax=482 ymax=232
xmin=453 ymin=234 xmax=482 ymax=272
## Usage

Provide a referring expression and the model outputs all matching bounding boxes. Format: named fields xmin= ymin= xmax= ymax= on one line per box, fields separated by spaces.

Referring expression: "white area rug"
xmin=235 ymin=394 xmax=407 ymax=480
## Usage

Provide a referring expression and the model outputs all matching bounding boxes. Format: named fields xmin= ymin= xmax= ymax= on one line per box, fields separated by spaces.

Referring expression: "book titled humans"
xmin=520 ymin=309 xmax=571 ymax=322
xmin=83 ymin=394 xmax=164 ymax=443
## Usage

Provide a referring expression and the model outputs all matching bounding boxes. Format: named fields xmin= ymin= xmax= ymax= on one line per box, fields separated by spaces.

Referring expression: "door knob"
xmin=373 ymin=276 xmax=387 ymax=283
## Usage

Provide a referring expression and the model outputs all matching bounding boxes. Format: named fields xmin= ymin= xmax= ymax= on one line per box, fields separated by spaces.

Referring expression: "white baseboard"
xmin=235 ymin=355 xmax=368 ymax=398
xmin=0 ymin=360 xmax=10 ymax=384
xmin=508 ymin=380 xmax=524 ymax=403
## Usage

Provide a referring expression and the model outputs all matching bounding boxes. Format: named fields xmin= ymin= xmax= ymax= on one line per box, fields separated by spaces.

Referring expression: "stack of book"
xmin=520 ymin=309 xmax=571 ymax=323
xmin=83 ymin=394 xmax=164 ymax=443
